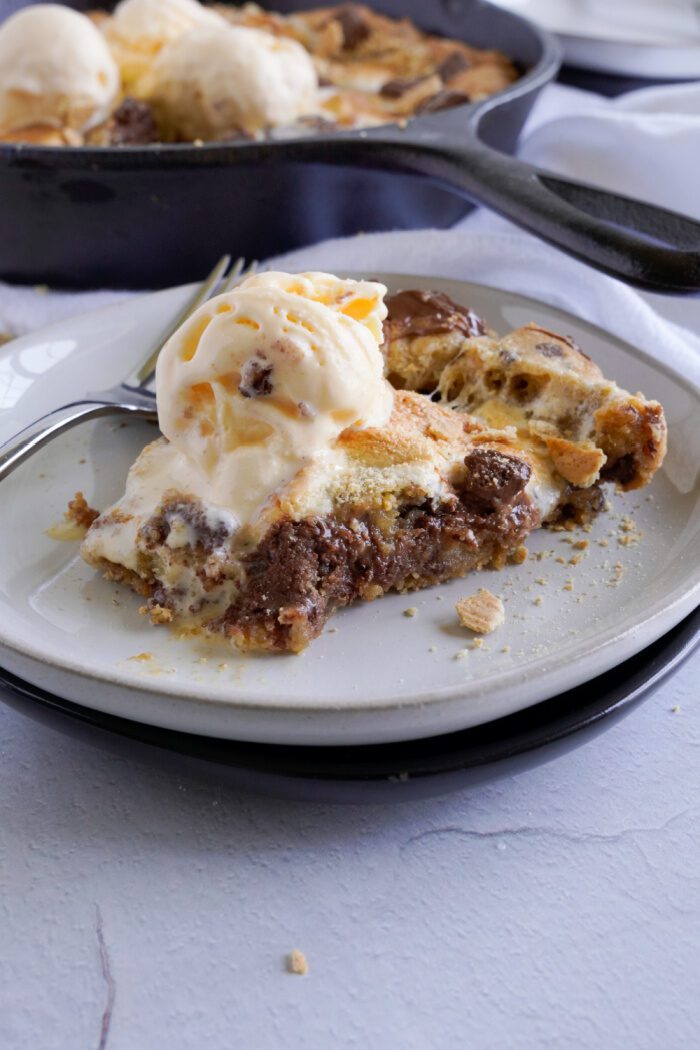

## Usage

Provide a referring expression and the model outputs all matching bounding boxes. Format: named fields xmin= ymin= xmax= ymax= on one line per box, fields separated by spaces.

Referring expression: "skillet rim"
xmin=0 ymin=0 xmax=561 ymax=168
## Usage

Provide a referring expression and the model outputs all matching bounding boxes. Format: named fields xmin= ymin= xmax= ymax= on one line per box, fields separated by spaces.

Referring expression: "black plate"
xmin=1 ymin=608 xmax=698 ymax=803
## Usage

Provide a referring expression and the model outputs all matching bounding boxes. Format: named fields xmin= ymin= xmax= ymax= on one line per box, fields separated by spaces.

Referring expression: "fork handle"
xmin=0 ymin=400 xmax=156 ymax=483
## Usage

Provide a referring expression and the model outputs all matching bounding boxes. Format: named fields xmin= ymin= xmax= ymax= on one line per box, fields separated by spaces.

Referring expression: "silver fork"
xmin=0 ymin=255 xmax=256 ymax=483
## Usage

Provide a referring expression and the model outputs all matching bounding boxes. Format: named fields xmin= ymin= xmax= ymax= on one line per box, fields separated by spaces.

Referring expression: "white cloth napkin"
xmin=1 ymin=83 xmax=699 ymax=388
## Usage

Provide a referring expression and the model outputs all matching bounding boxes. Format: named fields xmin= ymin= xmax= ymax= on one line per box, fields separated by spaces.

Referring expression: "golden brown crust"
xmin=212 ymin=2 xmax=518 ymax=128
xmin=337 ymin=389 xmax=470 ymax=468
xmin=384 ymin=330 xmax=469 ymax=393
xmin=87 ymin=555 xmax=152 ymax=597
xmin=594 ymin=396 xmax=666 ymax=489
xmin=385 ymin=314 xmax=667 ymax=492
xmin=1 ymin=124 xmax=84 ymax=146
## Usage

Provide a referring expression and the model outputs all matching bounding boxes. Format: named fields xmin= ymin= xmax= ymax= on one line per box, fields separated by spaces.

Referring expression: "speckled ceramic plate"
xmin=0 ymin=275 xmax=698 ymax=746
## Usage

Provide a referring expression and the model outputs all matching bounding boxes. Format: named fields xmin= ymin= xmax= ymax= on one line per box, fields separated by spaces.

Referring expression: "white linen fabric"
xmin=0 ymin=83 xmax=698 ymax=386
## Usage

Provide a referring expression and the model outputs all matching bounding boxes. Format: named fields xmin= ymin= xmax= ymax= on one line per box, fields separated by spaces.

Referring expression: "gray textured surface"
xmin=1 ymin=652 xmax=698 ymax=1050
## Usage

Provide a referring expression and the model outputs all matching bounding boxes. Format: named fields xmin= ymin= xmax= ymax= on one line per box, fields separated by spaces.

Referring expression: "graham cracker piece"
xmin=455 ymin=589 xmax=505 ymax=634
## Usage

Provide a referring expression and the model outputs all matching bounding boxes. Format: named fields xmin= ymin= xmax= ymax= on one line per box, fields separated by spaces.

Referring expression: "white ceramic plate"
xmin=493 ymin=0 xmax=700 ymax=78
xmin=0 ymin=275 xmax=698 ymax=746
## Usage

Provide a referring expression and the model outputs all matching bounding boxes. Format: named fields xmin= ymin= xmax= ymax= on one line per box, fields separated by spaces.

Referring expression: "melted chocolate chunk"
xmin=437 ymin=51 xmax=471 ymax=83
xmin=107 ymin=97 xmax=158 ymax=146
xmin=335 ymin=5 xmax=371 ymax=49
xmin=239 ymin=356 xmax=273 ymax=398
xmin=221 ymin=492 xmax=538 ymax=650
xmin=601 ymin=453 xmax=637 ymax=486
xmin=460 ymin=448 xmax=531 ymax=513
xmin=380 ymin=75 xmax=430 ymax=99
xmin=384 ymin=289 xmax=486 ymax=342
xmin=415 ymin=90 xmax=470 ymax=115
xmin=553 ymin=483 xmax=605 ymax=525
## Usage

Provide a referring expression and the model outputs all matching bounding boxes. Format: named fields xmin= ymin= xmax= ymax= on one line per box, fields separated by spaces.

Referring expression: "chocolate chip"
xmin=601 ymin=453 xmax=636 ymax=486
xmin=335 ymin=5 xmax=371 ymax=49
xmin=239 ymin=356 xmax=273 ymax=398
xmin=107 ymin=97 xmax=158 ymax=146
xmin=415 ymin=90 xmax=470 ymax=115
xmin=380 ymin=76 xmax=429 ymax=99
xmin=460 ymin=448 xmax=531 ymax=512
xmin=535 ymin=341 xmax=564 ymax=358
xmin=437 ymin=51 xmax=471 ymax=83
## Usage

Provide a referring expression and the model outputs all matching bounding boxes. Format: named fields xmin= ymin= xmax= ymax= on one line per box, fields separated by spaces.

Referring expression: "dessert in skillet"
xmin=78 ymin=272 xmax=666 ymax=653
xmin=0 ymin=0 xmax=519 ymax=146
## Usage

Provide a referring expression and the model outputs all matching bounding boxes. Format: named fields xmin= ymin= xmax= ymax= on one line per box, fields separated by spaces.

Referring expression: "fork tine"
xmin=217 ymin=255 xmax=247 ymax=295
xmin=133 ymin=254 xmax=232 ymax=386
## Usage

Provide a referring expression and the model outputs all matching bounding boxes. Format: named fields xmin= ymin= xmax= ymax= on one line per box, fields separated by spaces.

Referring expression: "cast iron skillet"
xmin=2 ymin=0 xmax=700 ymax=292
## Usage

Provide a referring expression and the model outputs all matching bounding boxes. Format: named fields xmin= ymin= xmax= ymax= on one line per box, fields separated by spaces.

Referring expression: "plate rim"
xmin=2 ymin=608 xmax=698 ymax=781
xmin=0 ymin=273 xmax=699 ymax=741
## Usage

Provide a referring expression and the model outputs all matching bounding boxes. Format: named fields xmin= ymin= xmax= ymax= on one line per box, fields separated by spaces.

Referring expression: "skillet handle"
xmin=413 ymin=138 xmax=700 ymax=295
xmin=275 ymin=134 xmax=700 ymax=294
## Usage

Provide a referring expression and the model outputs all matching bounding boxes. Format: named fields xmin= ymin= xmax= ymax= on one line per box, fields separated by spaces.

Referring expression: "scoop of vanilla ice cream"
xmin=104 ymin=0 xmax=226 ymax=93
xmin=149 ymin=23 xmax=319 ymax=138
xmin=155 ymin=271 xmax=393 ymax=525
xmin=0 ymin=5 xmax=119 ymax=137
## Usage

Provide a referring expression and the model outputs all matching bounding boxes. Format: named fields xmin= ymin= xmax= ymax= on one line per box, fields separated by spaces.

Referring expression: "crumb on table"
xmin=287 ymin=949 xmax=308 ymax=976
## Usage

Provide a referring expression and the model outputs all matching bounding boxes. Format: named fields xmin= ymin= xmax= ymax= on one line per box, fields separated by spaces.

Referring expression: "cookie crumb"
xmin=287 ymin=949 xmax=308 ymax=976
xmin=403 ymin=606 xmax=418 ymax=618
xmin=511 ymin=545 xmax=528 ymax=565
xmin=455 ymin=589 xmax=505 ymax=634
xmin=573 ymin=539 xmax=589 ymax=550
xmin=608 ymin=562 xmax=625 ymax=588
xmin=671 ymin=705 xmax=681 ymax=714
xmin=46 ymin=491 xmax=100 ymax=541
xmin=128 ymin=652 xmax=153 ymax=662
